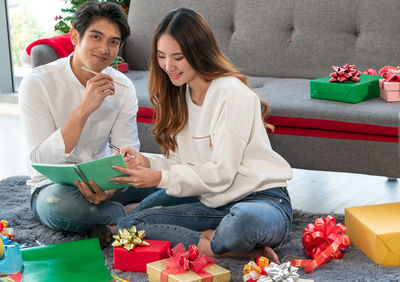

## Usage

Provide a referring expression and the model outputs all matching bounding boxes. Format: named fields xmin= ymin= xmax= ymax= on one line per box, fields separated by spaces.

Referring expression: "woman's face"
xmin=157 ymin=33 xmax=197 ymax=87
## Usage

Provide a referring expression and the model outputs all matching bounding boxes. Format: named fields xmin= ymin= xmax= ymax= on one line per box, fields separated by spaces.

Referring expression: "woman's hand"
xmin=110 ymin=166 xmax=161 ymax=188
xmin=75 ymin=180 xmax=117 ymax=204
xmin=120 ymin=147 xmax=151 ymax=169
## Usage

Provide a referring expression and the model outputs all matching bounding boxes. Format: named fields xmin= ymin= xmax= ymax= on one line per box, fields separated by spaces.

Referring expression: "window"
xmin=4 ymin=0 xmax=63 ymax=93
xmin=0 ymin=0 xmax=13 ymax=94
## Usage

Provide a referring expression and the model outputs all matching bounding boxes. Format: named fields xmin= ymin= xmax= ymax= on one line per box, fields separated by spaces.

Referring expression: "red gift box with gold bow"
xmin=112 ymin=227 xmax=170 ymax=273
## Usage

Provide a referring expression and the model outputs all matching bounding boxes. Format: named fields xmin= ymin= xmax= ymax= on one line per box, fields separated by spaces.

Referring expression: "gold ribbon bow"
xmin=111 ymin=226 xmax=149 ymax=250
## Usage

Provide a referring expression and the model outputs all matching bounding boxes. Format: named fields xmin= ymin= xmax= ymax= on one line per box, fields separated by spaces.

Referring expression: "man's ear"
xmin=70 ymin=27 xmax=80 ymax=46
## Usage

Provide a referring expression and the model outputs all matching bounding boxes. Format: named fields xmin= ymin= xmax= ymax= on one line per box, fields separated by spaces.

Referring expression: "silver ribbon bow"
xmin=258 ymin=262 xmax=300 ymax=282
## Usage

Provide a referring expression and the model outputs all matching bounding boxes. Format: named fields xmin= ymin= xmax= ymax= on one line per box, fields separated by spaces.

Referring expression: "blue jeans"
xmin=30 ymin=184 xmax=159 ymax=233
xmin=117 ymin=187 xmax=292 ymax=255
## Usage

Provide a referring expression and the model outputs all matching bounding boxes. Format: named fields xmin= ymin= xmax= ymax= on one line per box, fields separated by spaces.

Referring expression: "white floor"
xmin=1 ymin=102 xmax=398 ymax=214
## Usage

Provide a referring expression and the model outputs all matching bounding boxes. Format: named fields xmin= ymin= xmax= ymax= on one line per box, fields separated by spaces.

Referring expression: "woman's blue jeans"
xmin=30 ymin=184 xmax=161 ymax=233
xmin=117 ymin=187 xmax=292 ymax=255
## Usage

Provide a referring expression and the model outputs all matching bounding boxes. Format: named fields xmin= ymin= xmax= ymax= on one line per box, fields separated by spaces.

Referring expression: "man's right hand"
xmin=80 ymin=73 xmax=115 ymax=114
xmin=61 ymin=73 xmax=116 ymax=153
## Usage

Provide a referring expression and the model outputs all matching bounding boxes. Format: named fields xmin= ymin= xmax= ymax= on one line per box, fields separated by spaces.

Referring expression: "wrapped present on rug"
xmin=146 ymin=243 xmax=230 ymax=282
xmin=242 ymin=258 xmax=313 ymax=282
xmin=242 ymin=256 xmax=269 ymax=282
xmin=0 ymin=221 xmax=14 ymax=241
xmin=379 ymin=67 xmax=400 ymax=102
xmin=0 ymin=236 xmax=23 ymax=276
xmin=113 ymin=226 xmax=170 ymax=273
xmin=290 ymin=215 xmax=350 ymax=273
xmin=345 ymin=202 xmax=400 ymax=266
xmin=310 ymin=64 xmax=380 ymax=103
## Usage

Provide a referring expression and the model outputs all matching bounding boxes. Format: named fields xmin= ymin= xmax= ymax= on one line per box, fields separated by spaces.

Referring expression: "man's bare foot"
xmin=124 ymin=202 xmax=140 ymax=215
xmin=87 ymin=225 xmax=113 ymax=249
xmin=108 ymin=224 xmax=117 ymax=234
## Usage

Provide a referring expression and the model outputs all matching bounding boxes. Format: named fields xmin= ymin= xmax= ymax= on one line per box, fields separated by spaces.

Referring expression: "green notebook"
xmin=32 ymin=154 xmax=129 ymax=191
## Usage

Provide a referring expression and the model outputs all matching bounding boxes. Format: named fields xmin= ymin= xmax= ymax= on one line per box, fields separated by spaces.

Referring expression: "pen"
xmin=108 ymin=143 xmax=135 ymax=159
xmin=81 ymin=66 xmax=128 ymax=88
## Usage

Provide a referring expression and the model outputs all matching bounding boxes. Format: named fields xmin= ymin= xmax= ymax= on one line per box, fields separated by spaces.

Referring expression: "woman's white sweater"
xmin=149 ymin=76 xmax=292 ymax=208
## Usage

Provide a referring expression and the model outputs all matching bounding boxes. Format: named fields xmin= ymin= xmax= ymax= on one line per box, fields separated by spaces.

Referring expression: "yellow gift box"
xmin=147 ymin=258 xmax=230 ymax=282
xmin=345 ymin=202 xmax=400 ymax=266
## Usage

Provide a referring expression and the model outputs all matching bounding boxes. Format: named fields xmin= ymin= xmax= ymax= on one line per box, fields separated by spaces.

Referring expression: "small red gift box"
xmin=379 ymin=79 xmax=400 ymax=102
xmin=113 ymin=240 xmax=170 ymax=273
xmin=117 ymin=63 xmax=129 ymax=73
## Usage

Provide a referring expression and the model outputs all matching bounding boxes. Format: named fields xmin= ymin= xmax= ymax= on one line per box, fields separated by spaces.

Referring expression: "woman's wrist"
xmin=144 ymin=156 xmax=151 ymax=168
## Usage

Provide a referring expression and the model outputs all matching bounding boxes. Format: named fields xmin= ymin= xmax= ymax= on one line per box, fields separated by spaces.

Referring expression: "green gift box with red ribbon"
xmin=310 ymin=74 xmax=380 ymax=103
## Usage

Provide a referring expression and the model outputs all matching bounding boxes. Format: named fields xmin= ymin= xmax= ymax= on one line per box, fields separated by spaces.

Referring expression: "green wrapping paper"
xmin=21 ymin=239 xmax=112 ymax=282
xmin=310 ymin=74 xmax=380 ymax=103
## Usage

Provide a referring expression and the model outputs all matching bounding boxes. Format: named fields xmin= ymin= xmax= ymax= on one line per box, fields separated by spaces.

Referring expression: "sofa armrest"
xmin=31 ymin=44 xmax=60 ymax=68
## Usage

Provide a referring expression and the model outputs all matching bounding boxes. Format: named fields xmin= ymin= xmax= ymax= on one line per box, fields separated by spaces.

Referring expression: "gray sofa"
xmin=30 ymin=0 xmax=400 ymax=178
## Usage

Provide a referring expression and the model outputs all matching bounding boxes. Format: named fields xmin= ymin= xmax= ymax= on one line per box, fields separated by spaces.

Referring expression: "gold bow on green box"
xmin=112 ymin=226 xmax=149 ymax=251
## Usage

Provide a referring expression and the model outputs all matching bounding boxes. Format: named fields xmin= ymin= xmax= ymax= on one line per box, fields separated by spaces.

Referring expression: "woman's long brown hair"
xmin=149 ymin=8 xmax=273 ymax=156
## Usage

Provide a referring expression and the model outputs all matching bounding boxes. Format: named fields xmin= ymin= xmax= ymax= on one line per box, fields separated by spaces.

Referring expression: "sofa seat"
xmin=127 ymin=71 xmax=399 ymax=144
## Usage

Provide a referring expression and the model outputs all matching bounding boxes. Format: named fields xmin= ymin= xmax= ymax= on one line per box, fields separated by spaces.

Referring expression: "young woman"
xmin=111 ymin=7 xmax=293 ymax=262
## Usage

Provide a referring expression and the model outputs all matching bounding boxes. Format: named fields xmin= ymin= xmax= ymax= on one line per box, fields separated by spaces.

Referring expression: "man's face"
xmin=71 ymin=17 xmax=122 ymax=73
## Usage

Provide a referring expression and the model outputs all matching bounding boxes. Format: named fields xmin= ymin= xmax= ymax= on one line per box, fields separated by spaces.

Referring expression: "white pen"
xmin=108 ymin=143 xmax=135 ymax=159
xmin=81 ymin=66 xmax=128 ymax=88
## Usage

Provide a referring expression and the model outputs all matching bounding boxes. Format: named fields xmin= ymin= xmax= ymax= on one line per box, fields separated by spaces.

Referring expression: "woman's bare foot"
xmin=197 ymin=230 xmax=215 ymax=257
xmin=196 ymin=230 xmax=280 ymax=264
xmin=262 ymin=246 xmax=280 ymax=264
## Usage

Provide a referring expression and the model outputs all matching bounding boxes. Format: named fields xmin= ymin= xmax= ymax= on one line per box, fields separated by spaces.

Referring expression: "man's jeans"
xmin=117 ymin=187 xmax=292 ymax=255
xmin=30 ymin=183 xmax=160 ymax=233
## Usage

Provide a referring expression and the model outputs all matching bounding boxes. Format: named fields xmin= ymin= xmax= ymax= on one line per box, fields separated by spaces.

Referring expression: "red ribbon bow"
xmin=164 ymin=243 xmax=216 ymax=274
xmin=291 ymin=215 xmax=350 ymax=273
xmin=329 ymin=64 xmax=361 ymax=82
xmin=382 ymin=68 xmax=400 ymax=82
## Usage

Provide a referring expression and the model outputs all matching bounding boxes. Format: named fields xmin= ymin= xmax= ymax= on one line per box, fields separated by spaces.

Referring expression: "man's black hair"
xmin=72 ymin=1 xmax=130 ymax=43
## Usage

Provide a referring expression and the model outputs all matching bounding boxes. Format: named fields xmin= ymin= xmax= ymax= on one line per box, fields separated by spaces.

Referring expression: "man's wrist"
xmin=75 ymin=103 xmax=92 ymax=120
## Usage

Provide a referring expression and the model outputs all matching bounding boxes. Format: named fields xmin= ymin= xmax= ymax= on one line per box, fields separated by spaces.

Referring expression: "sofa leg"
xmin=387 ymin=177 xmax=398 ymax=182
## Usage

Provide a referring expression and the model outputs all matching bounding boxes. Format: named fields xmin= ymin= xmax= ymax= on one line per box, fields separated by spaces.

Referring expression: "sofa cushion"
xmin=128 ymin=71 xmax=399 ymax=143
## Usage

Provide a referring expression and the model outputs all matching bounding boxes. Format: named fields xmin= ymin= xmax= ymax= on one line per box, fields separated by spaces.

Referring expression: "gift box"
xmin=147 ymin=258 xmax=230 ymax=282
xmin=117 ymin=63 xmax=129 ymax=73
xmin=345 ymin=202 xmax=400 ymax=266
xmin=310 ymin=74 xmax=380 ymax=103
xmin=379 ymin=79 xmax=400 ymax=102
xmin=114 ymin=240 xmax=170 ymax=273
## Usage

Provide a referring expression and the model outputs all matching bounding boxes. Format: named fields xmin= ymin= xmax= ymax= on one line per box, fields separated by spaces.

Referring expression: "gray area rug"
xmin=1 ymin=176 xmax=399 ymax=282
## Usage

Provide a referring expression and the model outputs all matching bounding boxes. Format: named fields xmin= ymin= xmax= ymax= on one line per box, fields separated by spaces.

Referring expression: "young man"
xmin=19 ymin=1 xmax=157 ymax=247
